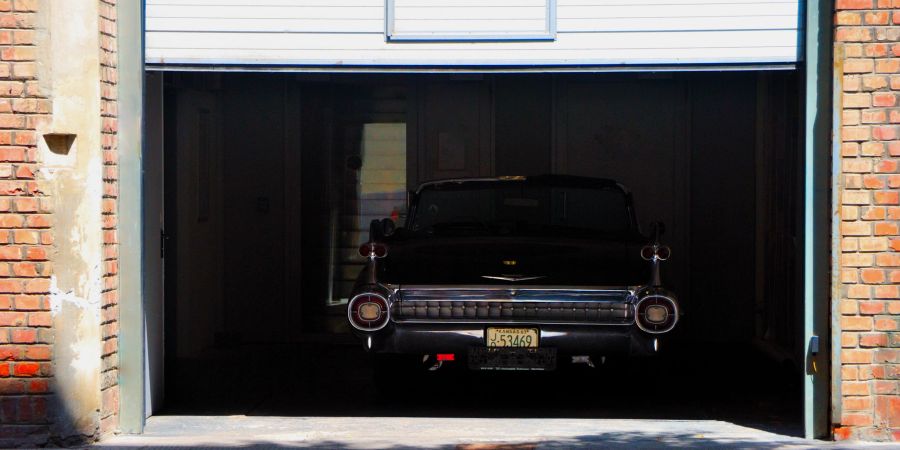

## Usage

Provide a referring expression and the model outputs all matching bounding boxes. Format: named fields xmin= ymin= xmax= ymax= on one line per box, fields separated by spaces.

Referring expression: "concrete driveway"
xmin=94 ymin=415 xmax=884 ymax=449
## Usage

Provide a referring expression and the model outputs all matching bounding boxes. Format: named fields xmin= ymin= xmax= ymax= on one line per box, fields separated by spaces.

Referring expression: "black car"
xmin=347 ymin=175 xmax=680 ymax=373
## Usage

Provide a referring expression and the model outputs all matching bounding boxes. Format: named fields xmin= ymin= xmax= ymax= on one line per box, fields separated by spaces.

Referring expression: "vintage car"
xmin=347 ymin=175 xmax=679 ymax=374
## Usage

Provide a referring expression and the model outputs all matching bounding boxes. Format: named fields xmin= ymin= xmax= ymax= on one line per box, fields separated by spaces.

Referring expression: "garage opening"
xmin=147 ymin=70 xmax=803 ymax=433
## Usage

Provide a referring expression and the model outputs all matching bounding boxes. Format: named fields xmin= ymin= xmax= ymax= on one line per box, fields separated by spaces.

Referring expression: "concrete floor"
xmin=96 ymin=415 xmax=882 ymax=449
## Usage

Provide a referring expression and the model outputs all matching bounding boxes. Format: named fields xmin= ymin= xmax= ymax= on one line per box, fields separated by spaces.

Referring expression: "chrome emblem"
xmin=481 ymin=275 xmax=546 ymax=282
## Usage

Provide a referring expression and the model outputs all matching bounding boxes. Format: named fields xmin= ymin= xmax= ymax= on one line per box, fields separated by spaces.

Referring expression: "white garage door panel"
xmin=145 ymin=0 xmax=800 ymax=67
xmin=559 ymin=16 xmax=798 ymax=33
xmin=560 ymin=4 xmax=798 ymax=18
xmin=147 ymin=18 xmax=385 ymax=33
xmin=147 ymin=47 xmax=796 ymax=65
xmin=147 ymin=5 xmax=383 ymax=19
xmin=147 ymin=31 xmax=796 ymax=65
xmin=148 ymin=30 xmax=796 ymax=50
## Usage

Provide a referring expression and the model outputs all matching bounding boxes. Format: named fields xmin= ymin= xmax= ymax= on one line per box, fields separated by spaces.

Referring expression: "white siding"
xmin=146 ymin=0 xmax=800 ymax=67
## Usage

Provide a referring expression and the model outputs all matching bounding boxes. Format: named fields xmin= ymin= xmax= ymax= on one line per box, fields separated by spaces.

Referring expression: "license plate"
xmin=485 ymin=327 xmax=539 ymax=348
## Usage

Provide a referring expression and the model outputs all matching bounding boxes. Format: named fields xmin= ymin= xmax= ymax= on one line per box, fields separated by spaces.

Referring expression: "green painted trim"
xmin=803 ymin=0 xmax=833 ymax=440
xmin=117 ymin=0 xmax=146 ymax=434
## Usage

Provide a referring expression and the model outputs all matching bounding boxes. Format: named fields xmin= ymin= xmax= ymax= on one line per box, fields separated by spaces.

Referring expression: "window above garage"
xmin=386 ymin=0 xmax=557 ymax=41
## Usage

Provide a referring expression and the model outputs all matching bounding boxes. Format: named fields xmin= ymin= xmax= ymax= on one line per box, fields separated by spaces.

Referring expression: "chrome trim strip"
xmin=397 ymin=298 xmax=629 ymax=303
xmin=391 ymin=319 xmax=634 ymax=326
xmin=481 ymin=275 xmax=547 ymax=282
xmin=400 ymin=284 xmax=634 ymax=292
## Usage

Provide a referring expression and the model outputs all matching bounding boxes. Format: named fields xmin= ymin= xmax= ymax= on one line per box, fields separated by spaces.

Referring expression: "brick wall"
xmin=99 ymin=0 xmax=119 ymax=436
xmin=0 ymin=0 xmax=121 ymax=445
xmin=0 ymin=0 xmax=54 ymax=443
xmin=836 ymin=0 xmax=900 ymax=442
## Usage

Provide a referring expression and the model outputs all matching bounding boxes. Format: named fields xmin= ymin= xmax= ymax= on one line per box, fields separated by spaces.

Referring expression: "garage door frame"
xmin=117 ymin=0 xmax=835 ymax=439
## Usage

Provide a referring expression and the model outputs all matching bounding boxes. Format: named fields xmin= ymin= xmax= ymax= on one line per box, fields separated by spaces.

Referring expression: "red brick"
xmin=10 ymin=328 xmax=34 ymax=343
xmin=874 ymin=396 xmax=900 ymax=427
xmin=877 ymin=253 xmax=900 ymax=266
xmin=842 ymin=413 xmax=874 ymax=426
xmin=866 ymin=11 xmax=891 ymax=25
xmin=875 ymin=380 xmax=899 ymax=394
xmin=875 ymin=221 xmax=899 ymax=235
xmin=875 ymin=316 xmax=899 ymax=331
xmin=13 ymin=295 xmax=40 ymax=310
xmin=22 ymin=346 xmax=48 ymax=361
xmin=876 ymin=160 xmax=898 ymax=172
xmin=876 ymin=285 xmax=900 ymax=298
xmin=837 ymin=0 xmax=873 ymax=8
xmin=22 ymin=278 xmax=47 ymax=294
xmin=862 ymin=268 xmax=887 ymax=283
xmin=861 ymin=333 xmax=889 ymax=347
xmin=844 ymin=316 xmax=875 ymax=331
xmin=0 ymin=311 xmax=24 ymax=326
xmin=0 ymin=379 xmax=23 ymax=394
xmin=860 ymin=300 xmax=886 ymax=314
xmin=878 ymin=59 xmax=900 ymax=74
xmin=875 ymin=191 xmax=900 ymax=205
xmin=874 ymin=93 xmax=896 ymax=106
xmin=27 ymin=379 xmax=47 ymax=393
xmin=24 ymin=247 xmax=45 ymax=261
xmin=846 ymin=58 xmax=876 ymax=73
xmin=26 ymin=312 xmax=49 ymax=327
xmin=834 ymin=426 xmax=853 ymax=440
xmin=844 ymin=349 xmax=874 ymax=364
xmin=12 ymin=362 xmax=37 ymax=377
xmin=849 ymin=284 xmax=872 ymax=298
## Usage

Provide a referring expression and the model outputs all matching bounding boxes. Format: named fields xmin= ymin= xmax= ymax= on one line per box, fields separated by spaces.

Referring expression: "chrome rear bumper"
xmin=360 ymin=322 xmax=657 ymax=357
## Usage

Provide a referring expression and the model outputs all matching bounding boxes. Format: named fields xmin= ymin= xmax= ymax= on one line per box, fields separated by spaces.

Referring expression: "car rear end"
xmin=348 ymin=284 xmax=679 ymax=371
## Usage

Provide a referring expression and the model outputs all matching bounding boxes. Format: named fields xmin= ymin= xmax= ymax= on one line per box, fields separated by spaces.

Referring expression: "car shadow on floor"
xmin=162 ymin=338 xmax=802 ymax=438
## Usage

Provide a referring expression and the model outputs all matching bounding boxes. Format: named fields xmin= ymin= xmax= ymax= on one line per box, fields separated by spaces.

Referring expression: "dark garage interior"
xmin=146 ymin=70 xmax=804 ymax=434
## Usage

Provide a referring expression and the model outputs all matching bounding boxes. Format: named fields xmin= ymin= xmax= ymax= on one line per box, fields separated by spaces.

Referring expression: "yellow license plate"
xmin=486 ymin=328 xmax=539 ymax=348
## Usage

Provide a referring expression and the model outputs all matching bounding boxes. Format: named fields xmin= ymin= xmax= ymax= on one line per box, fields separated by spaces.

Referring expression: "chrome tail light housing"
xmin=348 ymin=292 xmax=390 ymax=331
xmin=635 ymin=292 xmax=679 ymax=334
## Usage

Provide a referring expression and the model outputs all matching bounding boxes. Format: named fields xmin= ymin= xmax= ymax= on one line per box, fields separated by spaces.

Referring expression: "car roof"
xmin=415 ymin=174 xmax=630 ymax=194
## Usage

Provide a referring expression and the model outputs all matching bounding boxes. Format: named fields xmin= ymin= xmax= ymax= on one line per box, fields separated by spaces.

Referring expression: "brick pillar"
xmin=836 ymin=0 xmax=900 ymax=442
xmin=0 ymin=0 xmax=54 ymax=445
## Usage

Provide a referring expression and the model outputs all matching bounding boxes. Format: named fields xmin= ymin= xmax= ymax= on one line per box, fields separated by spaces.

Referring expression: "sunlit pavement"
xmin=94 ymin=415 xmax=883 ymax=449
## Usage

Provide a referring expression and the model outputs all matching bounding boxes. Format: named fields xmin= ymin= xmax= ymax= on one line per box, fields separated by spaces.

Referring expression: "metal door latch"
xmin=809 ymin=335 xmax=819 ymax=355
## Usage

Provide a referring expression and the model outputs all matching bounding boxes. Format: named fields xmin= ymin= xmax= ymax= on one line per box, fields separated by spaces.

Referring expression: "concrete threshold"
xmin=94 ymin=416 xmax=885 ymax=449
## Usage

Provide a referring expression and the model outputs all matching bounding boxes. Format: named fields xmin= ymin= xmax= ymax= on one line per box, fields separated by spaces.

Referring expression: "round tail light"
xmin=640 ymin=245 xmax=671 ymax=261
xmin=656 ymin=245 xmax=671 ymax=261
xmin=359 ymin=243 xmax=388 ymax=259
xmin=635 ymin=295 xmax=678 ymax=334
xmin=348 ymin=293 xmax=390 ymax=331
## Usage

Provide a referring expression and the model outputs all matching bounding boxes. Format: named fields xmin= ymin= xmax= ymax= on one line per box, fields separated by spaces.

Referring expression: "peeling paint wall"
xmin=39 ymin=0 xmax=105 ymax=442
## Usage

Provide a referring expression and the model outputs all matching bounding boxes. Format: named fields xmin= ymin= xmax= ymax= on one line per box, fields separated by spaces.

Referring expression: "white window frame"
xmin=386 ymin=0 xmax=557 ymax=42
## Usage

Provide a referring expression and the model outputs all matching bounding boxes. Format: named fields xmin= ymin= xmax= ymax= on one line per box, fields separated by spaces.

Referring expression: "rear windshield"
xmin=409 ymin=183 xmax=632 ymax=237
